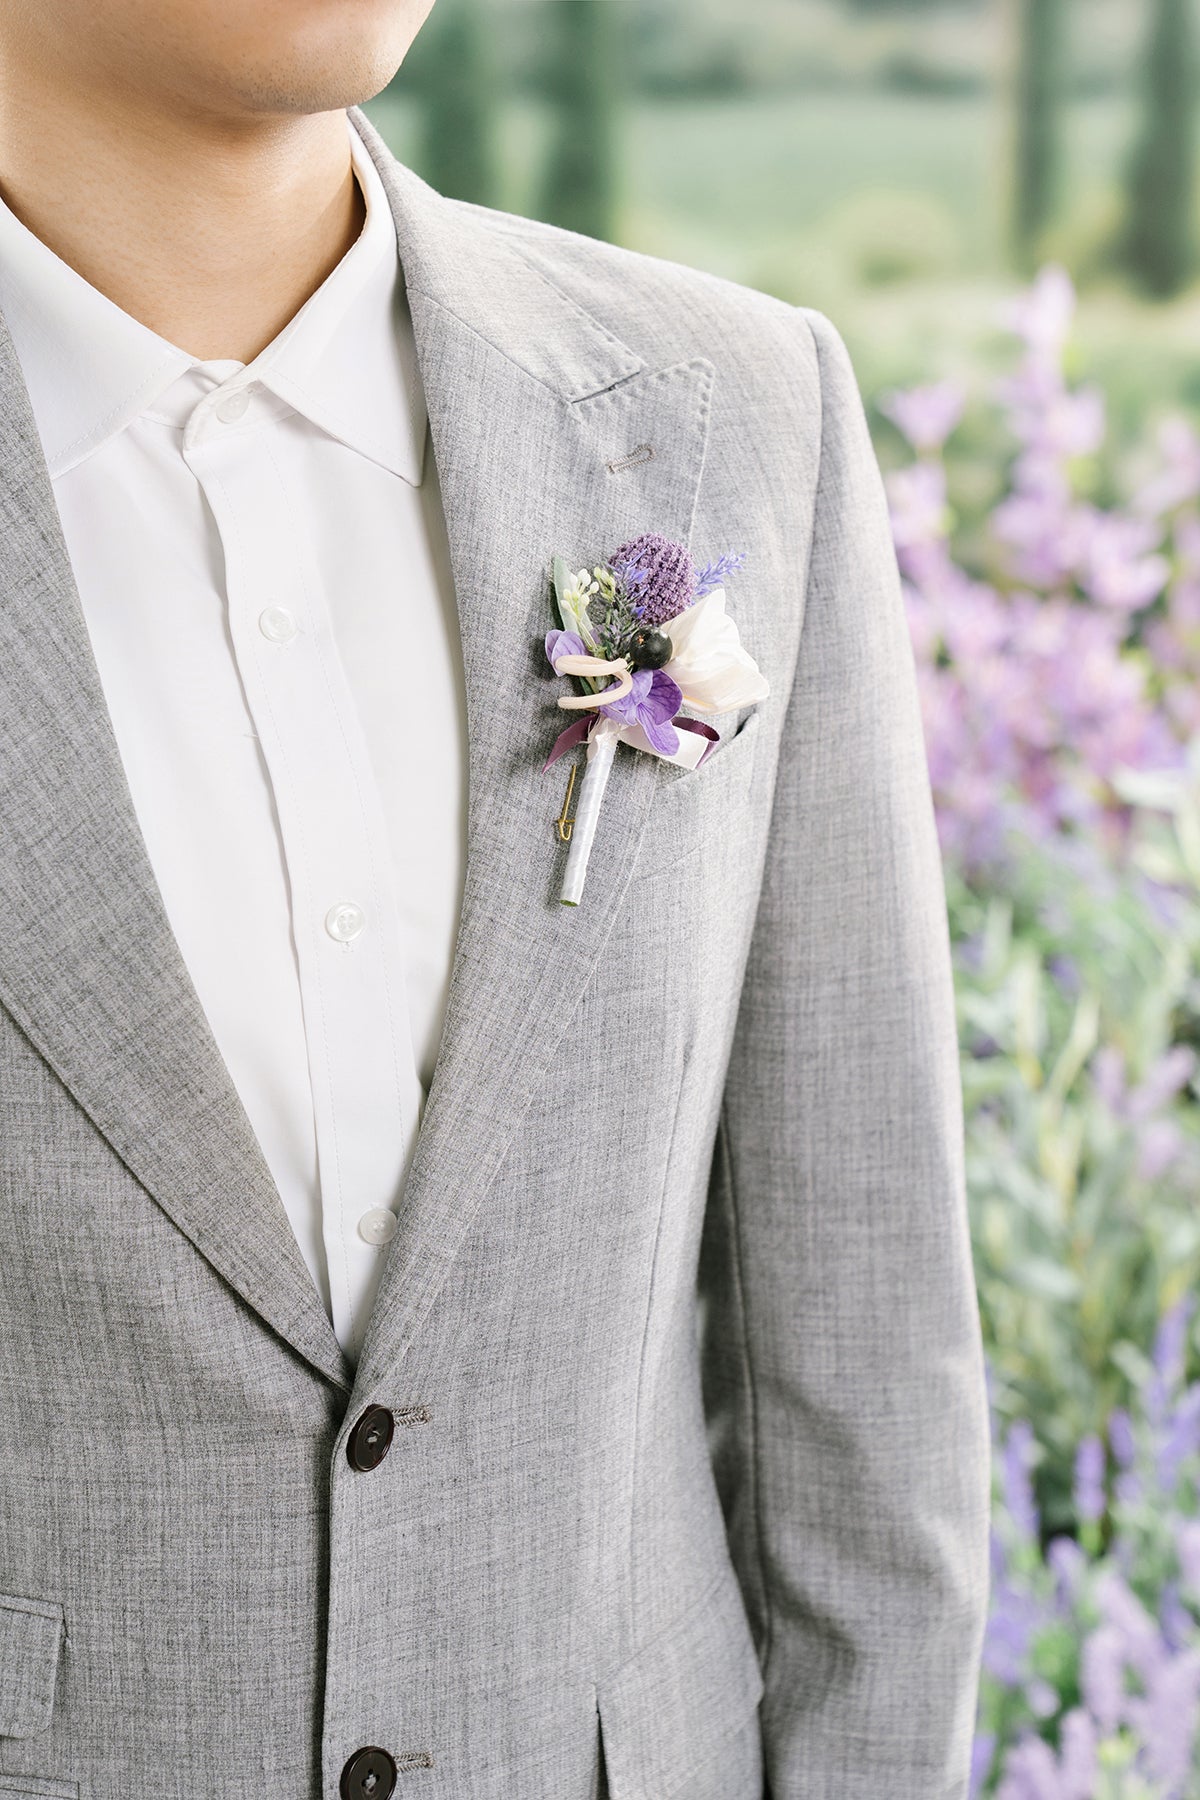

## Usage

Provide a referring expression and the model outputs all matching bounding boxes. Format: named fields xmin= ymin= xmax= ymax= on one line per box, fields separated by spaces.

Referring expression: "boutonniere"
xmin=542 ymin=533 xmax=769 ymax=905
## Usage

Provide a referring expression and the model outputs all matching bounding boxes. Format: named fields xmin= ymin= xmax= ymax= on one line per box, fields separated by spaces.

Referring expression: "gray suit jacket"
xmin=0 ymin=104 xmax=990 ymax=1800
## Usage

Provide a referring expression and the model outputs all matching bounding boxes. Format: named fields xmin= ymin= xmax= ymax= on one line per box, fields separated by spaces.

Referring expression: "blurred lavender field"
xmin=888 ymin=270 xmax=1200 ymax=1792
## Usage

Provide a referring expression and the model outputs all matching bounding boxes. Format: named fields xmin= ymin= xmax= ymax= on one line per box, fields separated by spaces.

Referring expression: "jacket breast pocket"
xmin=0 ymin=1593 xmax=66 ymax=1742
xmin=644 ymin=708 xmax=765 ymax=885
xmin=595 ymin=1559 xmax=764 ymax=1800
xmin=655 ymin=707 xmax=762 ymax=812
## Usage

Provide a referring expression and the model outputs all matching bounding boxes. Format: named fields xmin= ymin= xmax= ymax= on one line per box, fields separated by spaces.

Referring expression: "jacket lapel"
xmin=0 ymin=314 xmax=355 ymax=1391
xmin=346 ymin=109 xmax=714 ymax=1390
xmin=0 ymin=108 xmax=712 ymax=1398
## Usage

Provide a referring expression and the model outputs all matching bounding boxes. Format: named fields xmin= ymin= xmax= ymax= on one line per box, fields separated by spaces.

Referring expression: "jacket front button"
xmin=340 ymin=1746 xmax=397 ymax=1799
xmin=346 ymin=1404 xmax=395 ymax=1471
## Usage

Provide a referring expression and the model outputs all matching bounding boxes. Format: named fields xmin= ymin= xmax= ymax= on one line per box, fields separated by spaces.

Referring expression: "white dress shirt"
xmin=0 ymin=113 xmax=468 ymax=1360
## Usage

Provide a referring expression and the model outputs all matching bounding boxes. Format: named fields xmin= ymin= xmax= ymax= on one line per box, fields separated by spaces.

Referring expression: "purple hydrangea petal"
xmin=638 ymin=667 xmax=684 ymax=726
xmin=641 ymin=714 xmax=681 ymax=756
xmin=546 ymin=628 xmax=588 ymax=672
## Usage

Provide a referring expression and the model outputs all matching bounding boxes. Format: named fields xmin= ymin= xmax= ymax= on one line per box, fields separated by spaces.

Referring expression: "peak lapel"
xmin=0 ymin=311 xmax=353 ymax=1392
xmin=347 ymin=109 xmax=715 ymax=1390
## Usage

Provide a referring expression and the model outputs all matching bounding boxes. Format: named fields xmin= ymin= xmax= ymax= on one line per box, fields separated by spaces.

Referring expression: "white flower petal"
xmin=661 ymin=587 xmax=769 ymax=713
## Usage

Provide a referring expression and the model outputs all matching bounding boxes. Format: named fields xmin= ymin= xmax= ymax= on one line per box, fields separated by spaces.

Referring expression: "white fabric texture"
xmin=0 ymin=113 xmax=468 ymax=1357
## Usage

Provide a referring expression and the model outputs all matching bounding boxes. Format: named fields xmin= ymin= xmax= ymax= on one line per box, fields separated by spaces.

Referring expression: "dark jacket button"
xmin=340 ymin=1745 xmax=397 ymax=1799
xmin=346 ymin=1404 xmax=395 ymax=1472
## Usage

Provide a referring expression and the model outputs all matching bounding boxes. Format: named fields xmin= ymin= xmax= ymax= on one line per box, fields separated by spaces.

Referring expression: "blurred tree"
xmin=1120 ymin=0 xmax=1198 ymax=299
xmin=413 ymin=0 xmax=500 ymax=208
xmin=535 ymin=0 xmax=620 ymax=242
xmin=1011 ymin=0 xmax=1065 ymax=270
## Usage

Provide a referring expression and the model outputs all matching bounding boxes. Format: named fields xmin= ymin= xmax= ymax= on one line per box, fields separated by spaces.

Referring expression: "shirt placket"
xmin=181 ymin=382 xmax=424 ymax=1359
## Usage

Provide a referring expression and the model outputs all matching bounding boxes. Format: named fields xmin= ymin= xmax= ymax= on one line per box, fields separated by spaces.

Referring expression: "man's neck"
xmin=0 ymin=73 xmax=364 ymax=363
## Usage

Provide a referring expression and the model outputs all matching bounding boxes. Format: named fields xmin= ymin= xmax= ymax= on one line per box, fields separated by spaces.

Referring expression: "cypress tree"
xmin=1012 ymin=0 xmax=1065 ymax=269
xmin=1121 ymin=0 xmax=1199 ymax=298
xmin=536 ymin=0 xmax=621 ymax=243
xmin=415 ymin=0 xmax=500 ymax=209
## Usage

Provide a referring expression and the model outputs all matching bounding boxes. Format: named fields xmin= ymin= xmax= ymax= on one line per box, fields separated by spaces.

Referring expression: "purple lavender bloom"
xmin=595 ymin=665 xmax=683 ymax=756
xmin=1081 ymin=1623 xmax=1126 ymax=1736
xmin=693 ymin=550 xmax=746 ymax=598
xmin=1159 ymin=1384 xmax=1200 ymax=1493
xmin=1135 ymin=1647 xmax=1200 ymax=1793
xmin=1134 ymin=416 xmax=1200 ymax=518
xmin=1002 ymin=1419 xmax=1040 ymax=1543
xmin=1154 ymin=1295 xmax=1196 ymax=1391
xmin=1177 ymin=1519 xmax=1200 ymax=1593
xmin=969 ymin=1733 xmax=996 ymax=1800
xmin=879 ymin=379 xmax=966 ymax=454
xmin=1159 ymin=1577 xmax=1194 ymax=1654
xmin=1047 ymin=1534 xmax=1087 ymax=1609
xmin=1000 ymin=263 xmax=1077 ymax=355
xmin=608 ymin=534 xmax=697 ymax=628
xmin=1058 ymin=1709 xmax=1098 ymax=1798
xmin=1073 ymin=1434 xmax=1106 ymax=1524
xmin=995 ymin=1731 xmax=1066 ymax=1799
xmin=1110 ymin=1408 xmax=1137 ymax=1468
xmin=1024 ymin=1677 xmax=1059 ymax=1719
xmin=983 ymin=1577 xmax=1043 ymax=1684
xmin=1132 ymin=1050 xmax=1199 ymax=1124
xmin=1138 ymin=1118 xmax=1186 ymax=1183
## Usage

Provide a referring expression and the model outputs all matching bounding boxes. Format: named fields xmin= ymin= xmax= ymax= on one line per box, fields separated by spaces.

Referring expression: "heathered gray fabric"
xmin=0 ymin=103 xmax=989 ymax=1799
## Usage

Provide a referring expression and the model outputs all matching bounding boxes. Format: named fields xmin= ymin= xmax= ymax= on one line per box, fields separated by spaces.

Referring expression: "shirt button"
xmin=339 ymin=1746 xmax=397 ymax=1800
xmin=258 ymin=605 xmax=297 ymax=644
xmin=346 ymin=1405 xmax=395 ymax=1472
xmin=325 ymin=901 xmax=365 ymax=943
xmin=214 ymin=387 xmax=250 ymax=423
xmin=358 ymin=1207 xmax=397 ymax=1247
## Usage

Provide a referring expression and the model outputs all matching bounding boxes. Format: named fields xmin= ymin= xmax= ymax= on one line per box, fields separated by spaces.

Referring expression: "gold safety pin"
xmin=554 ymin=761 xmax=578 ymax=842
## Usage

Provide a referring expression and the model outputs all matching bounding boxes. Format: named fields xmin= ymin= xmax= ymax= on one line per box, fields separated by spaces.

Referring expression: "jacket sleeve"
xmin=697 ymin=304 xmax=991 ymax=1800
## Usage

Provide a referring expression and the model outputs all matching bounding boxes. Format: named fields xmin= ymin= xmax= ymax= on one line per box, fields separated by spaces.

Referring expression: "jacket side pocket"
xmin=596 ymin=1559 xmax=764 ymax=1800
xmin=0 ymin=1594 xmax=65 ymax=1740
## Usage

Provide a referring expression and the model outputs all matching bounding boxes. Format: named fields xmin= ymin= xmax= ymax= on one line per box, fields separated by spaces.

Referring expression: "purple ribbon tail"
xmin=542 ymin=713 xmax=594 ymax=771
xmin=675 ymin=716 xmax=720 ymax=766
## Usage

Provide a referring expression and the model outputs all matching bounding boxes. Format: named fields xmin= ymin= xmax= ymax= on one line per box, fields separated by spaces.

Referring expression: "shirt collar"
xmin=0 ymin=111 xmax=426 ymax=486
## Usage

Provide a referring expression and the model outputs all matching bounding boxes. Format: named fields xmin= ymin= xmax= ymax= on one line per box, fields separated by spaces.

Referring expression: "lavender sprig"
xmin=694 ymin=549 xmax=747 ymax=597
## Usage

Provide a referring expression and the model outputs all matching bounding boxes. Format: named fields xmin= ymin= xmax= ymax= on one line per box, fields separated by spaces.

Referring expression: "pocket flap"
xmin=0 ymin=1594 xmax=65 ymax=1739
xmin=597 ymin=1561 xmax=764 ymax=1800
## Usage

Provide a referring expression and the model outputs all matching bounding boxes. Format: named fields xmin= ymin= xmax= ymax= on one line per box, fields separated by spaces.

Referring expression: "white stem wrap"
xmin=560 ymin=714 xmax=623 ymax=905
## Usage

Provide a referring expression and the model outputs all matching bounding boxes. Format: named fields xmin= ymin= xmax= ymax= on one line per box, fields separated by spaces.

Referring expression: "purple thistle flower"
xmin=608 ymin=534 xmax=697 ymax=628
